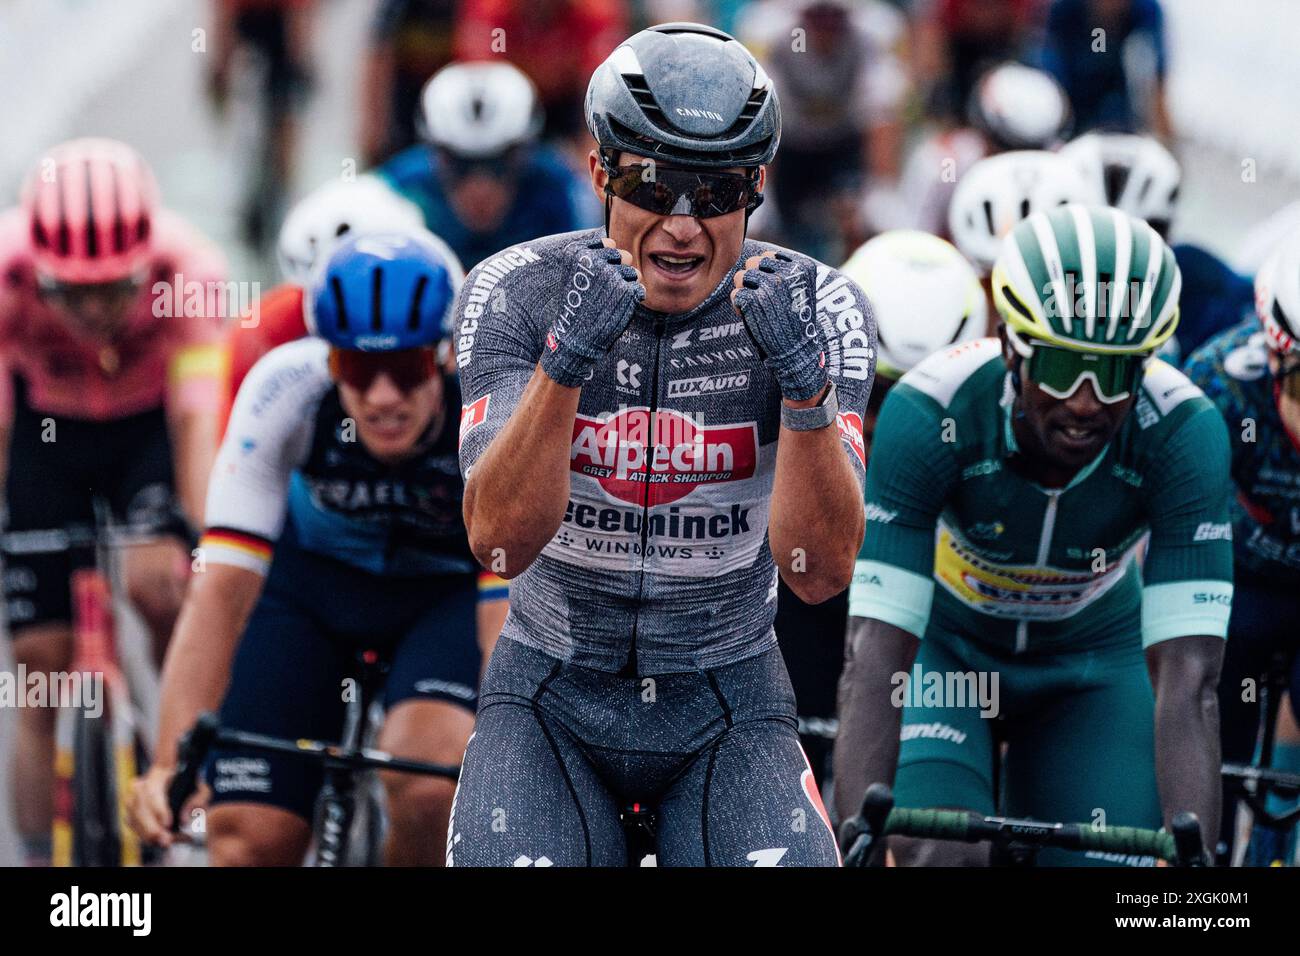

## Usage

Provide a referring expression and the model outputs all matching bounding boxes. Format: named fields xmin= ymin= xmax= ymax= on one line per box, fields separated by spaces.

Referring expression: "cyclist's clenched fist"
xmin=730 ymin=251 xmax=828 ymax=402
xmin=539 ymin=237 xmax=644 ymax=387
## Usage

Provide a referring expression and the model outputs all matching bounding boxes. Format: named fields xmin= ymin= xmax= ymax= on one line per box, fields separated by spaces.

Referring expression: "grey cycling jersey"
xmin=454 ymin=228 xmax=875 ymax=674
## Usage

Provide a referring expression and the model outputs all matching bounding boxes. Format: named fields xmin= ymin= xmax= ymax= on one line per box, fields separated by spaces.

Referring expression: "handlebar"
xmin=841 ymin=783 xmax=1205 ymax=867
xmin=1222 ymin=762 xmax=1300 ymax=829
xmin=166 ymin=712 xmax=461 ymax=834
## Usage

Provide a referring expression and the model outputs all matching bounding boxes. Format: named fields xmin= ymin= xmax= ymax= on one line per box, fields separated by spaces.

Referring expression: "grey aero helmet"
xmin=586 ymin=22 xmax=781 ymax=215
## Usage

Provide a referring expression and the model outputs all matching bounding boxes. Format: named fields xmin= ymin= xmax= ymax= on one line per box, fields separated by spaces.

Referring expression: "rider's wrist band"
xmin=781 ymin=380 xmax=837 ymax=431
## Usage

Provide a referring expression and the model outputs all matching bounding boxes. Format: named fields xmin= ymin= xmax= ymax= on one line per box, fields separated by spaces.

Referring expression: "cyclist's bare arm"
xmin=832 ymin=615 xmax=919 ymax=824
xmin=770 ymin=387 xmax=865 ymax=603
xmin=462 ymin=365 xmax=579 ymax=577
xmin=129 ymin=563 xmax=262 ymax=845
xmin=155 ymin=563 xmax=262 ymax=769
xmin=359 ymin=43 xmax=395 ymax=167
xmin=1147 ymin=634 xmax=1225 ymax=854
xmin=167 ymin=407 xmax=220 ymax=530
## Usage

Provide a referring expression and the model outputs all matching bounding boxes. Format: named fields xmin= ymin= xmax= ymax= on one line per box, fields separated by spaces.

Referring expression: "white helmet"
xmin=277 ymin=178 xmax=426 ymax=285
xmin=1255 ymin=228 xmax=1300 ymax=356
xmin=841 ymin=230 xmax=987 ymax=380
xmin=948 ymin=149 xmax=1099 ymax=275
xmin=968 ymin=62 xmax=1072 ymax=150
xmin=418 ymin=61 xmax=542 ymax=159
xmin=1059 ymin=132 xmax=1182 ymax=237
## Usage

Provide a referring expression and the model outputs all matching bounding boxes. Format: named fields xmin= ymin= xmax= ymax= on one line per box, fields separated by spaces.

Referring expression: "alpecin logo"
xmin=570 ymin=408 xmax=757 ymax=506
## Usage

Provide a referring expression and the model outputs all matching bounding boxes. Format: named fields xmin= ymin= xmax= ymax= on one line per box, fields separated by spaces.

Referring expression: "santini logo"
xmin=675 ymin=106 xmax=725 ymax=123
xmin=50 ymin=886 xmax=151 ymax=936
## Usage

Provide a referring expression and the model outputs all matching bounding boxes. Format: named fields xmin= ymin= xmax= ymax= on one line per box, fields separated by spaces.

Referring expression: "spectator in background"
xmin=360 ymin=0 xmax=460 ymax=168
xmin=209 ymin=0 xmax=318 ymax=248
xmin=454 ymin=0 xmax=627 ymax=145
xmin=1038 ymin=0 xmax=1172 ymax=139
xmin=742 ymin=0 xmax=909 ymax=263
xmin=374 ymin=61 xmax=595 ymax=270
xmin=912 ymin=0 xmax=1044 ymax=120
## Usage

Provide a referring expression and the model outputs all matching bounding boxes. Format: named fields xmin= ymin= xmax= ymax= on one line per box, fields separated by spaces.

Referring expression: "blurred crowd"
xmin=211 ymin=0 xmax=1175 ymax=270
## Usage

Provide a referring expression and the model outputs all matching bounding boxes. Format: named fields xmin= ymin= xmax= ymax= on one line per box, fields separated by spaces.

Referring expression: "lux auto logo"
xmin=569 ymin=407 xmax=757 ymax=505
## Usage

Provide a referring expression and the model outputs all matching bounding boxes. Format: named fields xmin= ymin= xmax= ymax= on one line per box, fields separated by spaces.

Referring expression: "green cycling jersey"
xmin=850 ymin=337 xmax=1234 ymax=653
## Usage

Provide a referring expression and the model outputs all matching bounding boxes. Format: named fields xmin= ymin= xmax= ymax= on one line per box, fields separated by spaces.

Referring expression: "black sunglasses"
xmin=604 ymin=164 xmax=760 ymax=219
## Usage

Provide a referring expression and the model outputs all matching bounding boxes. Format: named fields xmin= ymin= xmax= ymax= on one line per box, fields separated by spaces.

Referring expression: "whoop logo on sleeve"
xmin=459 ymin=394 xmax=490 ymax=447
xmin=569 ymin=408 xmax=757 ymax=505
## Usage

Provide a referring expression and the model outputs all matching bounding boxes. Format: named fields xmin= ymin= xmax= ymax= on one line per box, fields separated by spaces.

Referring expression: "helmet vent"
xmin=83 ymin=160 xmax=99 ymax=259
xmin=621 ymin=74 xmax=667 ymax=125
xmin=329 ymin=275 xmax=350 ymax=331
xmin=409 ymin=274 xmax=429 ymax=331
xmin=1103 ymin=162 xmax=1131 ymax=206
xmin=371 ymin=267 xmax=384 ymax=331
xmin=726 ymin=88 xmax=768 ymax=138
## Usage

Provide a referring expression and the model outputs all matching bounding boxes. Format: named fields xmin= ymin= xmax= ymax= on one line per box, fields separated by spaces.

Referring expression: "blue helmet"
xmin=306 ymin=229 xmax=463 ymax=351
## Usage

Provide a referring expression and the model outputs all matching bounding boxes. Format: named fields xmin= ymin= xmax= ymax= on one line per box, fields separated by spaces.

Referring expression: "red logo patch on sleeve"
xmin=836 ymin=410 xmax=865 ymax=467
xmin=459 ymin=394 xmax=491 ymax=448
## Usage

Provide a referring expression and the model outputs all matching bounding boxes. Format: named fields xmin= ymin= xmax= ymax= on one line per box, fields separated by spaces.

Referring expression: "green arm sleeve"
xmin=1140 ymin=401 xmax=1235 ymax=646
xmin=849 ymin=383 xmax=959 ymax=638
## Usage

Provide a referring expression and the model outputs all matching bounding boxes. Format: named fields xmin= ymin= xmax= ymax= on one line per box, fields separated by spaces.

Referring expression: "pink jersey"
xmin=0 ymin=207 xmax=228 ymax=422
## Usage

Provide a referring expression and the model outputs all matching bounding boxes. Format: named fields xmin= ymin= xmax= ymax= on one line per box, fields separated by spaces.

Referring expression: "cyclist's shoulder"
xmin=148 ymin=209 xmax=228 ymax=280
xmin=893 ymin=338 xmax=1006 ymax=417
xmin=235 ymin=337 xmax=333 ymax=425
xmin=461 ymin=228 xmax=595 ymax=302
xmin=740 ymin=238 xmax=868 ymax=304
xmin=0 ymin=207 xmax=35 ymax=300
xmin=1184 ymin=317 xmax=1262 ymax=377
xmin=374 ymin=146 xmax=435 ymax=189
xmin=1123 ymin=358 xmax=1225 ymax=461
xmin=523 ymin=145 xmax=583 ymax=184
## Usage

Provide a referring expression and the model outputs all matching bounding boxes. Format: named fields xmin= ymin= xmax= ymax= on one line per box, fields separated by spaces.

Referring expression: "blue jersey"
xmin=202 ymin=338 xmax=477 ymax=580
xmin=376 ymin=144 xmax=595 ymax=270
xmin=1184 ymin=319 xmax=1300 ymax=585
xmin=1160 ymin=243 xmax=1255 ymax=365
xmin=1039 ymin=0 xmax=1167 ymax=133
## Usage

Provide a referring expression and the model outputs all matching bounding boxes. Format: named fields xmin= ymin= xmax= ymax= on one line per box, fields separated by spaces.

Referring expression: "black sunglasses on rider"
xmin=604 ymin=164 xmax=760 ymax=219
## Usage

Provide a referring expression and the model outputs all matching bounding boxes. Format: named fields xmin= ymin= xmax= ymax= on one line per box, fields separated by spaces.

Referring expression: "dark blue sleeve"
xmin=1036 ymin=0 xmax=1074 ymax=81
xmin=1137 ymin=0 xmax=1169 ymax=78
xmin=1173 ymin=244 xmax=1256 ymax=358
xmin=371 ymin=0 xmax=407 ymax=40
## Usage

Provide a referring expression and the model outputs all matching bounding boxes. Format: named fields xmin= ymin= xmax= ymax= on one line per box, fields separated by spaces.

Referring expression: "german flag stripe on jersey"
xmin=201 ymin=527 xmax=274 ymax=575
xmin=477 ymin=571 xmax=509 ymax=602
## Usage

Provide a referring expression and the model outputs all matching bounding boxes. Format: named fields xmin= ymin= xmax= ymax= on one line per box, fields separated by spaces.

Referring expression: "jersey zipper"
xmin=1016 ymin=489 xmax=1062 ymax=654
xmin=623 ymin=315 xmax=665 ymax=676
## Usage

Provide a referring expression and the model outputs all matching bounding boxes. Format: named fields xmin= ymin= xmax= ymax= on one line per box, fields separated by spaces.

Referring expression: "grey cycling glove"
xmin=731 ymin=253 xmax=829 ymax=402
xmin=539 ymin=238 xmax=644 ymax=387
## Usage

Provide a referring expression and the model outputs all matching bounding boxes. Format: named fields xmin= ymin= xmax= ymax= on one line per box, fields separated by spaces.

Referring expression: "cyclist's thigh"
xmin=101 ymin=404 xmax=175 ymax=532
xmin=383 ymin=572 xmax=481 ymax=715
xmin=206 ymin=587 xmax=348 ymax=822
xmin=656 ymin=716 xmax=840 ymax=867
xmin=380 ymin=575 xmax=481 ymax=766
xmin=447 ymin=639 xmax=624 ymax=867
xmin=3 ymin=398 xmax=91 ymax=633
xmin=892 ymin=636 xmax=997 ymax=816
xmin=1219 ymin=574 xmax=1297 ymax=763
xmin=1005 ymin=647 xmax=1160 ymax=867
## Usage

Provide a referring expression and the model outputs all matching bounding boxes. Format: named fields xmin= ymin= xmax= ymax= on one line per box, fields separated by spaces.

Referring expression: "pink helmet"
xmin=21 ymin=138 xmax=160 ymax=284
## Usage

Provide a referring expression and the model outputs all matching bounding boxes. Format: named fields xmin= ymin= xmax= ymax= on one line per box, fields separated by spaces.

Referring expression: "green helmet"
xmin=992 ymin=203 xmax=1181 ymax=354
